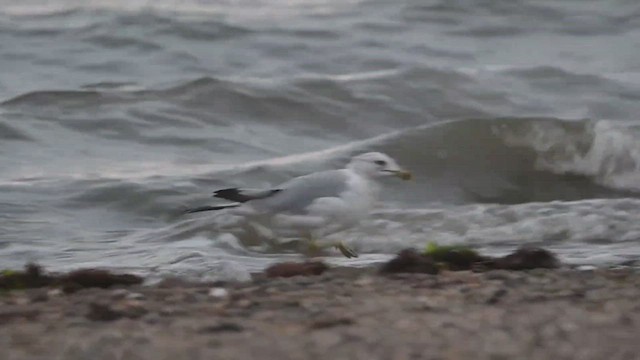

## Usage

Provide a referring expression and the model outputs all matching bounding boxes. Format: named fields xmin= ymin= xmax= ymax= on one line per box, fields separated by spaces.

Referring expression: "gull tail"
xmin=184 ymin=204 xmax=240 ymax=214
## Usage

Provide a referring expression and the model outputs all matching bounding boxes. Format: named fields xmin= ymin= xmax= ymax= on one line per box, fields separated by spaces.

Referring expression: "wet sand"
xmin=2 ymin=264 xmax=640 ymax=360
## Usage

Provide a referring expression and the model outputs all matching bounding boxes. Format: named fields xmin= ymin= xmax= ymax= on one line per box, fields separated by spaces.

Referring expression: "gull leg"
xmin=304 ymin=233 xmax=358 ymax=258
xmin=302 ymin=234 xmax=325 ymax=257
xmin=305 ymin=241 xmax=322 ymax=257
xmin=248 ymin=221 xmax=279 ymax=248
xmin=333 ymin=241 xmax=359 ymax=258
xmin=308 ymin=239 xmax=321 ymax=253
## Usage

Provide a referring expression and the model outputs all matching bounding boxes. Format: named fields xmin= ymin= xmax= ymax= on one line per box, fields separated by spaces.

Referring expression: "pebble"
xmin=199 ymin=322 xmax=244 ymax=333
xmin=110 ymin=289 xmax=130 ymax=299
xmin=29 ymin=289 xmax=49 ymax=303
xmin=310 ymin=331 xmax=342 ymax=348
xmin=13 ymin=297 xmax=30 ymax=306
xmin=236 ymin=299 xmax=253 ymax=308
xmin=86 ymin=302 xmax=122 ymax=322
xmin=577 ymin=265 xmax=597 ymax=271
xmin=86 ymin=300 xmax=148 ymax=322
xmin=47 ymin=288 xmax=63 ymax=297
xmin=126 ymin=292 xmax=145 ymax=301
xmin=159 ymin=306 xmax=187 ymax=316
xmin=120 ymin=300 xmax=148 ymax=318
xmin=354 ymin=276 xmax=374 ymax=287
xmin=208 ymin=288 xmax=229 ymax=299
xmin=309 ymin=317 xmax=354 ymax=329
xmin=414 ymin=296 xmax=441 ymax=311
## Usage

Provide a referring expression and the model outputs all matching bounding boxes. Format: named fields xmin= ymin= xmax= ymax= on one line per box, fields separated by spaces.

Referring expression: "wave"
xmin=52 ymin=117 xmax=640 ymax=222
xmin=372 ymin=117 xmax=640 ymax=199
xmin=353 ymin=197 xmax=640 ymax=247
xmin=1 ymin=0 xmax=361 ymax=24
xmin=499 ymin=118 xmax=640 ymax=192
xmin=255 ymin=116 xmax=640 ymax=199
xmin=0 ymin=120 xmax=32 ymax=141
xmin=187 ymin=116 xmax=640 ymax=202
xmin=124 ymin=197 xmax=640 ymax=267
xmin=1 ymin=90 xmax=124 ymax=107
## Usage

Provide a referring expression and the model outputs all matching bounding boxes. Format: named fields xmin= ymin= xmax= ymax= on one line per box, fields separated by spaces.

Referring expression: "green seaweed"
xmin=0 ymin=271 xmax=27 ymax=290
xmin=383 ymin=244 xmax=561 ymax=274
xmin=423 ymin=242 xmax=485 ymax=270
xmin=0 ymin=264 xmax=52 ymax=291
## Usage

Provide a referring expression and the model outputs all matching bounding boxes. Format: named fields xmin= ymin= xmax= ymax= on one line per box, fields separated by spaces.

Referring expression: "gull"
xmin=185 ymin=152 xmax=412 ymax=258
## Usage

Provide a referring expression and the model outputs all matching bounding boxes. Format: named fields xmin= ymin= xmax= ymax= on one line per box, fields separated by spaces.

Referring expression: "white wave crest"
xmin=501 ymin=119 xmax=640 ymax=192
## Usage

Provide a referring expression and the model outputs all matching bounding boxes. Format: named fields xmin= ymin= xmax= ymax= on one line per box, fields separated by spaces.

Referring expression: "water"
xmin=2 ymin=0 xmax=640 ymax=279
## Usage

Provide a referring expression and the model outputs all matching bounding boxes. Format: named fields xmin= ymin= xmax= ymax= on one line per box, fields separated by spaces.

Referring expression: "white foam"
xmin=502 ymin=119 xmax=640 ymax=192
xmin=342 ymin=199 xmax=640 ymax=263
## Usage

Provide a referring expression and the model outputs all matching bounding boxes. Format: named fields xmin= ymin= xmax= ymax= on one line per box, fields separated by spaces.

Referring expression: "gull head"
xmin=347 ymin=152 xmax=412 ymax=180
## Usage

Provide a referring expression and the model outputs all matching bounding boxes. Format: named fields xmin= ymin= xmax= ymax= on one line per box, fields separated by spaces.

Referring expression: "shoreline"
xmin=2 ymin=251 xmax=640 ymax=360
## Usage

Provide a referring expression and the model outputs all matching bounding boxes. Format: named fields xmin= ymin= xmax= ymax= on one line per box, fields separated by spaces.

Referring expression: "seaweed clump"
xmin=265 ymin=261 xmax=329 ymax=278
xmin=424 ymin=242 xmax=488 ymax=271
xmin=489 ymin=247 xmax=560 ymax=270
xmin=380 ymin=244 xmax=560 ymax=274
xmin=60 ymin=269 xmax=143 ymax=293
xmin=0 ymin=264 xmax=143 ymax=293
xmin=0 ymin=264 xmax=53 ymax=290
xmin=379 ymin=249 xmax=439 ymax=275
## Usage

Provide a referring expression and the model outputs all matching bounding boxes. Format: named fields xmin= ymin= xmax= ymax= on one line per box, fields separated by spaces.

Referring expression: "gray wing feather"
xmin=254 ymin=170 xmax=349 ymax=214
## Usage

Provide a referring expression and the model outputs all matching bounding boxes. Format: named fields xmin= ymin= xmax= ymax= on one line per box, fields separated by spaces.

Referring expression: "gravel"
xmin=1 ymin=266 xmax=640 ymax=360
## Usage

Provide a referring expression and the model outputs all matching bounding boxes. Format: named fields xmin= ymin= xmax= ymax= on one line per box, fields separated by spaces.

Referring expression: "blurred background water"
xmin=2 ymin=0 xmax=640 ymax=279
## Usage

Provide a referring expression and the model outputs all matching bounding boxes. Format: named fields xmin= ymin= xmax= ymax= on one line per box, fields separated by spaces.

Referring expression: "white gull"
xmin=186 ymin=152 xmax=412 ymax=257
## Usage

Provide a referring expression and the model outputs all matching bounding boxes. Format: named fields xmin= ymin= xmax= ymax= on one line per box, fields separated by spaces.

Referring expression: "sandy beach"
xmin=2 ymin=256 xmax=639 ymax=360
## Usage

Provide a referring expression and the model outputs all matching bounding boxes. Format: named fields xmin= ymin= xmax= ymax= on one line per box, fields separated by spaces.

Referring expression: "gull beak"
xmin=392 ymin=170 xmax=413 ymax=181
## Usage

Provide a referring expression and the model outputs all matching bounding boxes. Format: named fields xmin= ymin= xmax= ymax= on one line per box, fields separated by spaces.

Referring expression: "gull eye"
xmin=374 ymin=160 xmax=387 ymax=166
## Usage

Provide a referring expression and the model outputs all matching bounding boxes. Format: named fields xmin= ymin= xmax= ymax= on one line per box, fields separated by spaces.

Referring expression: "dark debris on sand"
xmin=489 ymin=246 xmax=560 ymax=270
xmin=380 ymin=245 xmax=560 ymax=274
xmin=0 ymin=264 xmax=54 ymax=290
xmin=258 ymin=246 xmax=560 ymax=278
xmin=61 ymin=269 xmax=143 ymax=293
xmin=86 ymin=300 xmax=148 ymax=322
xmin=379 ymin=249 xmax=440 ymax=275
xmin=0 ymin=264 xmax=143 ymax=293
xmin=265 ymin=261 xmax=329 ymax=278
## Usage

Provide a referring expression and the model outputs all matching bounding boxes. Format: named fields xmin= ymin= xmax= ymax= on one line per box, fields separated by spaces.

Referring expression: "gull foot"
xmin=334 ymin=242 xmax=359 ymax=258
xmin=304 ymin=240 xmax=326 ymax=257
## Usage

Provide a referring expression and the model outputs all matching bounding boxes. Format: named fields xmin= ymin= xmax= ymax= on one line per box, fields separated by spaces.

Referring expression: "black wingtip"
xmin=184 ymin=204 xmax=239 ymax=214
xmin=213 ymin=188 xmax=283 ymax=202
xmin=213 ymin=188 xmax=241 ymax=198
